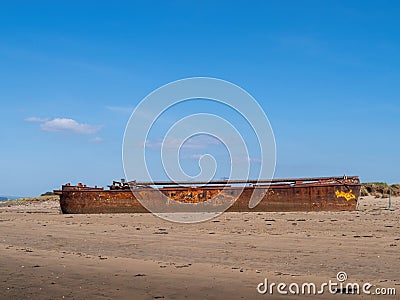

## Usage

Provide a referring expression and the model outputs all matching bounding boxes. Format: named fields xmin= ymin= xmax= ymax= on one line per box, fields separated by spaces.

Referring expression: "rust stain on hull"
xmin=56 ymin=176 xmax=361 ymax=214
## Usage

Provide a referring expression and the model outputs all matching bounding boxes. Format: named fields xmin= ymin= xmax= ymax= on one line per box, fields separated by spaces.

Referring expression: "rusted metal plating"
xmin=55 ymin=176 xmax=361 ymax=214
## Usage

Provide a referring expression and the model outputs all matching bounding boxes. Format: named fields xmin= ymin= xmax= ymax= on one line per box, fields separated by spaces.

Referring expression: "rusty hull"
xmin=56 ymin=176 xmax=361 ymax=214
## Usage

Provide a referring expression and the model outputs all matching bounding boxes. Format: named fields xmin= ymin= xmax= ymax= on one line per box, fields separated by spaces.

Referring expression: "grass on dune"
xmin=2 ymin=195 xmax=59 ymax=204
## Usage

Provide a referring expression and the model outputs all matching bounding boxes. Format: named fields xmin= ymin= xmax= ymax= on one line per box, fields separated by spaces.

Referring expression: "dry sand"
xmin=0 ymin=196 xmax=399 ymax=299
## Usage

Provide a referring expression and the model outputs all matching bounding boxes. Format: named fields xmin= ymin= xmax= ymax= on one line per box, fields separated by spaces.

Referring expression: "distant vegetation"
xmin=361 ymin=182 xmax=400 ymax=198
xmin=41 ymin=191 xmax=56 ymax=196
xmin=0 ymin=195 xmax=59 ymax=206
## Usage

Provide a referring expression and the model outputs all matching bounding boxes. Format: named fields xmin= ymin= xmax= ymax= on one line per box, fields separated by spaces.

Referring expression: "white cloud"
xmin=24 ymin=117 xmax=49 ymax=122
xmin=26 ymin=117 xmax=101 ymax=135
xmin=89 ymin=137 xmax=104 ymax=143
xmin=40 ymin=118 xmax=101 ymax=134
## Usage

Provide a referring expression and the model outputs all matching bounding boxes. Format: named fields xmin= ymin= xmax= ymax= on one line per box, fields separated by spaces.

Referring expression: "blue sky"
xmin=1 ymin=1 xmax=399 ymax=196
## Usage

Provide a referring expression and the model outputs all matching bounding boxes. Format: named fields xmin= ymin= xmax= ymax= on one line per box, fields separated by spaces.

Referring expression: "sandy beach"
xmin=0 ymin=196 xmax=399 ymax=299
